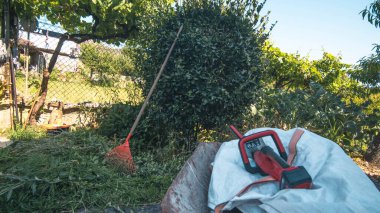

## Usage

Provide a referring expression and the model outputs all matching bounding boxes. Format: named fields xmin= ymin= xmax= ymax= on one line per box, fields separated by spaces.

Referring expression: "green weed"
xmin=8 ymin=125 xmax=47 ymax=141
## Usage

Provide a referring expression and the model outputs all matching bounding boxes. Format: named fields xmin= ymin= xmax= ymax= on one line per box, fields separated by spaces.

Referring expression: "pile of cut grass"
xmin=0 ymin=130 xmax=189 ymax=212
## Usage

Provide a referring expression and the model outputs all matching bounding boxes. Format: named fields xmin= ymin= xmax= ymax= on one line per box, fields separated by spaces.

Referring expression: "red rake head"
xmin=106 ymin=141 xmax=136 ymax=172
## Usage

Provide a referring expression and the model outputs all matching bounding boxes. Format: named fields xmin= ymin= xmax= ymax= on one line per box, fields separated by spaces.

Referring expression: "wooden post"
xmin=9 ymin=50 xmax=19 ymax=125
xmin=25 ymin=19 xmax=30 ymax=97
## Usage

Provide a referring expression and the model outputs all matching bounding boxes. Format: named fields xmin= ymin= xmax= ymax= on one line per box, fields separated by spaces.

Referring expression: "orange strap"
xmin=214 ymin=129 xmax=305 ymax=213
xmin=287 ymin=129 xmax=304 ymax=165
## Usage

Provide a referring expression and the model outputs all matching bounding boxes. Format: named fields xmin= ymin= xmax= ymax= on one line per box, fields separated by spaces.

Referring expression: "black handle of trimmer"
xmin=260 ymin=146 xmax=290 ymax=168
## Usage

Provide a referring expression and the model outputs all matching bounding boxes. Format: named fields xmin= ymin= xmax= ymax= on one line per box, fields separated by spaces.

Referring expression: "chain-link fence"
xmin=1 ymin=19 xmax=142 ymax=128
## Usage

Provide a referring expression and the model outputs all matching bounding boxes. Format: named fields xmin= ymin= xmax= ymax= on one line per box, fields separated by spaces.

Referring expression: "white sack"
xmin=208 ymin=128 xmax=380 ymax=212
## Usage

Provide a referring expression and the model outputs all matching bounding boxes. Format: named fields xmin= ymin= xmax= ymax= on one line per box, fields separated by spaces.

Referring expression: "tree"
xmin=361 ymin=0 xmax=380 ymax=28
xmin=353 ymin=47 xmax=380 ymax=90
xmin=261 ymin=43 xmax=321 ymax=90
xmin=249 ymin=83 xmax=366 ymax=152
xmin=11 ymin=0 xmax=173 ymax=124
xmin=256 ymin=45 xmax=369 ymax=153
xmin=80 ymin=42 xmax=135 ymax=86
xmin=137 ymin=0 xmax=271 ymax=145
xmin=360 ymin=0 xmax=380 ymax=166
xmin=355 ymin=52 xmax=380 ymax=165
xmin=312 ymin=53 xmax=361 ymax=102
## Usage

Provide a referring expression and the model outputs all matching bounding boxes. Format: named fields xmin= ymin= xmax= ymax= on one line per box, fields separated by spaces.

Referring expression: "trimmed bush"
xmin=138 ymin=0 xmax=270 ymax=144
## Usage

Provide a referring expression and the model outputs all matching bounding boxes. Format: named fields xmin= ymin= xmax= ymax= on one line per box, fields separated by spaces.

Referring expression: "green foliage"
xmin=261 ymin=45 xmax=358 ymax=96
xmin=261 ymin=42 xmax=321 ymax=90
xmin=12 ymin=0 xmax=174 ymax=43
xmin=313 ymin=53 xmax=354 ymax=95
xmin=11 ymin=0 xmax=174 ymax=124
xmin=96 ymin=104 xmax=140 ymax=138
xmin=256 ymin=44 xmax=380 ymax=155
xmin=353 ymin=48 xmax=380 ymax=141
xmin=48 ymin=68 xmax=84 ymax=82
xmin=247 ymin=84 xmax=368 ymax=153
xmin=0 ymin=130 xmax=189 ymax=212
xmin=80 ymin=42 xmax=136 ymax=86
xmin=18 ymin=54 xmax=30 ymax=67
xmin=354 ymin=47 xmax=380 ymax=88
xmin=137 ymin=0 xmax=270 ymax=144
xmin=8 ymin=126 xmax=47 ymax=141
xmin=359 ymin=0 xmax=380 ymax=91
xmin=96 ymin=103 xmax=173 ymax=150
xmin=361 ymin=0 xmax=380 ymax=28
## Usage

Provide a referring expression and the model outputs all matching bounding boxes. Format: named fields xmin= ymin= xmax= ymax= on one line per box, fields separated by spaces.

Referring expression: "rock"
xmin=0 ymin=137 xmax=12 ymax=148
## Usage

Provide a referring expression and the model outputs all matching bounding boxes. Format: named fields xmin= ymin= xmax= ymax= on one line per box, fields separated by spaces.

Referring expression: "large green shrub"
xmin=96 ymin=103 xmax=140 ymax=138
xmin=96 ymin=103 xmax=176 ymax=150
xmin=137 ymin=0 xmax=270 ymax=143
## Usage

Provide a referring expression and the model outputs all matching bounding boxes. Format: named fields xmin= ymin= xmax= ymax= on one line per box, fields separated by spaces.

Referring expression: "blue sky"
xmin=264 ymin=0 xmax=380 ymax=64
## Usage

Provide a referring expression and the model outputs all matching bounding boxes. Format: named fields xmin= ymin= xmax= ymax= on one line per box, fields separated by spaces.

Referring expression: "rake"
xmin=105 ymin=25 xmax=183 ymax=172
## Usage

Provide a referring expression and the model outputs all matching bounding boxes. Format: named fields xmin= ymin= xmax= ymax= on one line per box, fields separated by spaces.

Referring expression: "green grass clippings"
xmin=0 ymin=130 xmax=189 ymax=212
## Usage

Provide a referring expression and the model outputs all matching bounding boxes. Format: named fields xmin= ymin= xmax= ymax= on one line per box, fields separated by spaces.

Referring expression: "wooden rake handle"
xmin=126 ymin=25 xmax=184 ymax=142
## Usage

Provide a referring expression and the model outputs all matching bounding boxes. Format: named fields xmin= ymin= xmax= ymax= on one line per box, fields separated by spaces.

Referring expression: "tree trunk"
xmin=364 ymin=133 xmax=380 ymax=168
xmin=29 ymin=36 xmax=67 ymax=124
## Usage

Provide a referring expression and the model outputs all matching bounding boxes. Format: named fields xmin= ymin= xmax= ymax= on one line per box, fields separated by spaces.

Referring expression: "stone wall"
xmin=0 ymin=105 xmax=97 ymax=130
xmin=0 ymin=106 xmax=12 ymax=129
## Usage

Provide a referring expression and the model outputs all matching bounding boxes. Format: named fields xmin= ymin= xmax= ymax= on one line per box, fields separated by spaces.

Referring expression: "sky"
xmin=264 ymin=0 xmax=380 ymax=64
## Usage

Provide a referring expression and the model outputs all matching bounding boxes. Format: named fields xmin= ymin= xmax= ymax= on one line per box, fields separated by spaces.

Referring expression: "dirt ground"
xmin=354 ymin=158 xmax=380 ymax=190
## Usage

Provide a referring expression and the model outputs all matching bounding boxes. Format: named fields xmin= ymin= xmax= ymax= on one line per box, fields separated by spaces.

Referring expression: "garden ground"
xmin=0 ymin=129 xmax=379 ymax=212
xmin=0 ymin=130 xmax=191 ymax=212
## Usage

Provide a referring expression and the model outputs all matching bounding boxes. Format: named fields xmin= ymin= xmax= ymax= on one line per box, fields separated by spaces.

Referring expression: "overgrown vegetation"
xmin=249 ymin=43 xmax=379 ymax=155
xmin=0 ymin=130 xmax=189 ymax=212
xmin=8 ymin=125 xmax=46 ymax=141
xmin=247 ymin=84 xmax=369 ymax=155
xmin=359 ymin=0 xmax=380 ymax=165
xmin=133 ymin=0 xmax=271 ymax=146
xmin=1 ymin=0 xmax=379 ymax=211
xmin=93 ymin=0 xmax=379 ymax=155
xmin=80 ymin=42 xmax=137 ymax=86
xmin=96 ymin=104 xmax=140 ymax=138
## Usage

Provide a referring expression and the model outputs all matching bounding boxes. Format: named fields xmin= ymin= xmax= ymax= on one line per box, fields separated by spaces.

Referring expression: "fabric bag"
xmin=208 ymin=128 xmax=380 ymax=212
